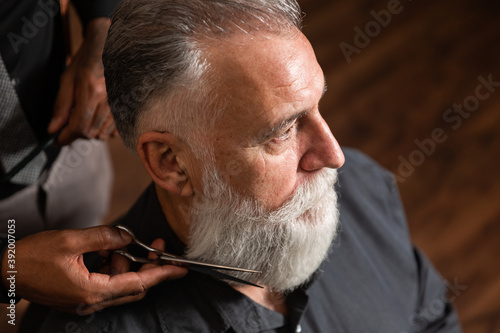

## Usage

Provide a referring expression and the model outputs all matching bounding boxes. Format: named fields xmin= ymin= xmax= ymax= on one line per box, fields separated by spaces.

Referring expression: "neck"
xmin=155 ymin=183 xmax=191 ymax=244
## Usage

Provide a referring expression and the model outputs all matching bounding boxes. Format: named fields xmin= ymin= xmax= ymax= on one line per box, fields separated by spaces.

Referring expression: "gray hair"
xmin=103 ymin=0 xmax=302 ymax=152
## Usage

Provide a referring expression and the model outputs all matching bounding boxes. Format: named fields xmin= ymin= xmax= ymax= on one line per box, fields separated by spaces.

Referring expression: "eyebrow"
xmin=257 ymin=111 xmax=307 ymax=143
xmin=257 ymin=78 xmax=327 ymax=143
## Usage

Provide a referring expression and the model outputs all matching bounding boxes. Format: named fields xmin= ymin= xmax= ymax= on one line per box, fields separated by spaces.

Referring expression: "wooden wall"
xmin=299 ymin=0 xmax=500 ymax=331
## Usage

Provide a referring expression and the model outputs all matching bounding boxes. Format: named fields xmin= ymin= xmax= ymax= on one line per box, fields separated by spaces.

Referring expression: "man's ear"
xmin=137 ymin=132 xmax=193 ymax=196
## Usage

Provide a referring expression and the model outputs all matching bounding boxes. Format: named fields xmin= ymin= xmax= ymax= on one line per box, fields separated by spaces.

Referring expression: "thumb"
xmin=68 ymin=226 xmax=133 ymax=255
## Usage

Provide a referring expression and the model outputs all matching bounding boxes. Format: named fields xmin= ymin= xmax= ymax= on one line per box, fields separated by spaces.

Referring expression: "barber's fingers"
xmin=143 ymin=238 xmax=166 ymax=267
xmin=109 ymin=263 xmax=188 ymax=295
xmin=60 ymin=233 xmax=187 ymax=314
xmin=88 ymin=100 xmax=116 ymax=139
xmin=57 ymin=100 xmax=114 ymax=144
xmin=75 ymin=263 xmax=187 ymax=315
xmin=100 ymin=239 xmax=187 ymax=304
xmin=99 ymin=252 xmax=130 ymax=275
xmin=62 ymin=226 xmax=133 ymax=255
xmin=56 ymin=104 xmax=97 ymax=145
xmin=56 ymin=102 xmax=102 ymax=145
xmin=97 ymin=111 xmax=116 ymax=140
xmin=53 ymin=69 xmax=108 ymax=144
xmin=138 ymin=238 xmax=188 ymax=273
xmin=71 ymin=72 xmax=106 ymax=137
xmin=82 ymin=264 xmax=187 ymax=314
xmin=48 ymin=70 xmax=76 ymax=134
xmin=90 ymin=102 xmax=108 ymax=130
xmin=99 ymin=237 xmax=165 ymax=276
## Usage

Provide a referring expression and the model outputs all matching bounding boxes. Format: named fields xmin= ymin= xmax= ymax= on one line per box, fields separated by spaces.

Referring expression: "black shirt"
xmin=36 ymin=148 xmax=462 ymax=332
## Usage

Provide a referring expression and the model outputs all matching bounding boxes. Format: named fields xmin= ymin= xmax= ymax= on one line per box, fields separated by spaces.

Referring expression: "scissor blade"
xmin=189 ymin=265 xmax=263 ymax=288
xmin=113 ymin=249 xmax=153 ymax=264
xmin=158 ymin=255 xmax=261 ymax=274
xmin=113 ymin=250 xmax=263 ymax=288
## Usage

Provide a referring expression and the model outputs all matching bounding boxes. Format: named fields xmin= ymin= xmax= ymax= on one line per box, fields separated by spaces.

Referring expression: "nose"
xmin=298 ymin=112 xmax=345 ymax=172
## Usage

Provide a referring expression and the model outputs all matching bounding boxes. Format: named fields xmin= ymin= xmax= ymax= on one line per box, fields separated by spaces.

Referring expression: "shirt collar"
xmin=191 ymin=272 xmax=309 ymax=332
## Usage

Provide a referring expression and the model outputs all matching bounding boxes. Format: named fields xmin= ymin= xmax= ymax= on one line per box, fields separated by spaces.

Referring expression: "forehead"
xmin=203 ymin=32 xmax=324 ymax=138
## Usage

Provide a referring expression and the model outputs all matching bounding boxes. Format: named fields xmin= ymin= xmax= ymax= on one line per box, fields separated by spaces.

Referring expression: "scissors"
xmin=113 ymin=224 xmax=263 ymax=288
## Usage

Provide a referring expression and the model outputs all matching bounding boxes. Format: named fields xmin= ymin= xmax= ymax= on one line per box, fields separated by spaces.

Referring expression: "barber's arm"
xmin=48 ymin=18 xmax=115 ymax=145
xmin=48 ymin=0 xmax=121 ymax=145
xmin=0 ymin=226 xmax=187 ymax=314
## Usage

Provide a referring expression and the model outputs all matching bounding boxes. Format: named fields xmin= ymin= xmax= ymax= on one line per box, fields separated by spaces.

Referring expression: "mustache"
xmin=256 ymin=167 xmax=338 ymax=223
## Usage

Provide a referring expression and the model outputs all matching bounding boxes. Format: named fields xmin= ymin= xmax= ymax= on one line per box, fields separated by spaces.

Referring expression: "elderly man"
xmin=36 ymin=0 xmax=461 ymax=332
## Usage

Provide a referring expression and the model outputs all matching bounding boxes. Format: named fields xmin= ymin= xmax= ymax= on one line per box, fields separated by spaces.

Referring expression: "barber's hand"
xmin=47 ymin=18 xmax=117 ymax=145
xmin=1 ymin=226 xmax=187 ymax=314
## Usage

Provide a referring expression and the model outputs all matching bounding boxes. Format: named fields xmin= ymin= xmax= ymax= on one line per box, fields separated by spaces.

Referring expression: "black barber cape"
xmin=36 ymin=148 xmax=462 ymax=332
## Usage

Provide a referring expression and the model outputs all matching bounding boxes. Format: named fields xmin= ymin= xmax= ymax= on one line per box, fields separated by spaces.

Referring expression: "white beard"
xmin=185 ymin=165 xmax=340 ymax=293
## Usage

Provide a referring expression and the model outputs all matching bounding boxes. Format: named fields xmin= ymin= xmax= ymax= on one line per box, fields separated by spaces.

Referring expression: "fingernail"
xmin=117 ymin=228 xmax=132 ymax=242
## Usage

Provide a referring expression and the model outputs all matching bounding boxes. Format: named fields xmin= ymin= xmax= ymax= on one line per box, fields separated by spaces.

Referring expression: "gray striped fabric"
xmin=0 ymin=54 xmax=47 ymax=184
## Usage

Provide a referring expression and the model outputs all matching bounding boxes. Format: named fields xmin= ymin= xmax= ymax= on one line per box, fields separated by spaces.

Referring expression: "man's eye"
xmin=273 ymin=123 xmax=297 ymax=142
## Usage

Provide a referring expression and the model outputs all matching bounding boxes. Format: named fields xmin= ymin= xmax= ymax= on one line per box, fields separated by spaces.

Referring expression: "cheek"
xmin=259 ymin=162 xmax=298 ymax=208
xmin=215 ymin=146 xmax=301 ymax=209
xmin=245 ymin=150 xmax=300 ymax=209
